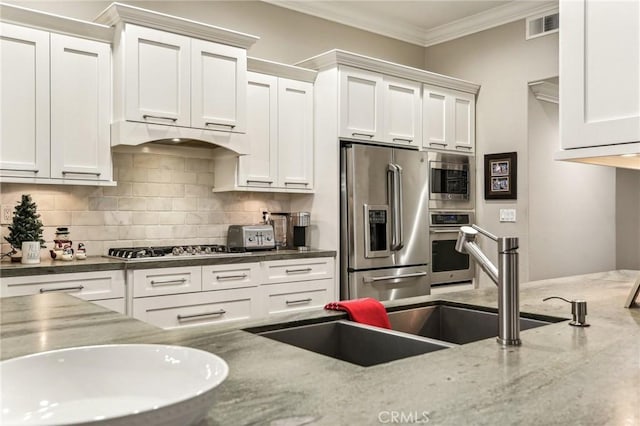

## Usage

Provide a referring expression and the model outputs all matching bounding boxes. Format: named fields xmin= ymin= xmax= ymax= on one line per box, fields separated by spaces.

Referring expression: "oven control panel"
xmin=430 ymin=212 xmax=473 ymax=227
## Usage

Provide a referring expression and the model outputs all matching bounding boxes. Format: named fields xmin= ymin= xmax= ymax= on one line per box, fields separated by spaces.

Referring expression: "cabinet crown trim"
xmin=296 ymin=49 xmax=480 ymax=94
xmin=0 ymin=3 xmax=113 ymax=42
xmin=94 ymin=2 xmax=259 ymax=49
xmin=248 ymin=57 xmax=317 ymax=83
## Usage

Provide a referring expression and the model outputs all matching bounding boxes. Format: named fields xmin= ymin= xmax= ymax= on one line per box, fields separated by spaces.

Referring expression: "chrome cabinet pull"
xmin=455 ymin=145 xmax=472 ymax=150
xmin=284 ymin=181 xmax=309 ymax=186
xmin=285 ymin=268 xmax=312 ymax=274
xmin=392 ymin=138 xmax=413 ymax=143
xmin=363 ymin=272 xmax=427 ymax=283
xmin=1 ymin=168 xmax=39 ymax=173
xmin=40 ymin=285 xmax=84 ymax=293
xmin=352 ymin=132 xmax=374 ymax=138
xmin=286 ymin=298 xmax=312 ymax=305
xmin=205 ymin=122 xmax=236 ymax=129
xmin=143 ymin=114 xmax=177 ymax=122
xmin=246 ymin=179 xmax=273 ymax=185
xmin=429 ymin=142 xmax=447 ymax=147
xmin=150 ymin=278 xmax=187 ymax=286
xmin=177 ymin=309 xmax=226 ymax=321
xmin=62 ymin=171 xmax=101 ymax=176
xmin=216 ymin=274 xmax=247 ymax=281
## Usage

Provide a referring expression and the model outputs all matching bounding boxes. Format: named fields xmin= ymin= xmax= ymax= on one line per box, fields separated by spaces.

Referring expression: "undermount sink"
xmin=387 ymin=302 xmax=567 ymax=345
xmin=255 ymin=320 xmax=454 ymax=366
xmin=249 ymin=301 xmax=566 ymax=367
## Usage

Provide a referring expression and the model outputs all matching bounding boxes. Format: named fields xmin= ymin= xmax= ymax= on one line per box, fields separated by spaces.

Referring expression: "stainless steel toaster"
xmin=227 ymin=224 xmax=275 ymax=251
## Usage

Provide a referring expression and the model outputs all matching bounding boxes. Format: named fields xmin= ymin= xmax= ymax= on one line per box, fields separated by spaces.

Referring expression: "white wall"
xmin=528 ymin=92 xmax=616 ymax=280
xmin=424 ymin=20 xmax=617 ymax=285
xmin=10 ymin=1 xmax=426 ymax=67
xmin=616 ymin=169 xmax=640 ymax=269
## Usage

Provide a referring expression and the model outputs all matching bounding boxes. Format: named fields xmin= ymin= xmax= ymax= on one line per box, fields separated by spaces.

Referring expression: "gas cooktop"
xmin=106 ymin=245 xmax=251 ymax=261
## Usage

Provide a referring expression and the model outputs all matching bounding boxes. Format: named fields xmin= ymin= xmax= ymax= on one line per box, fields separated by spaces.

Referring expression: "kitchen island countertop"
xmin=1 ymin=270 xmax=639 ymax=425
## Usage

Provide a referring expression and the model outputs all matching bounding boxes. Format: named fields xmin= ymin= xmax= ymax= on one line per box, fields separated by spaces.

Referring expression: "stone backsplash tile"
xmin=0 ymin=149 xmax=293 ymax=257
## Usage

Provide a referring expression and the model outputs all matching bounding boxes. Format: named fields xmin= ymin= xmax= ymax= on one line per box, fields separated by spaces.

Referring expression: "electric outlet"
xmin=499 ymin=209 xmax=516 ymax=223
xmin=1 ymin=205 xmax=13 ymax=225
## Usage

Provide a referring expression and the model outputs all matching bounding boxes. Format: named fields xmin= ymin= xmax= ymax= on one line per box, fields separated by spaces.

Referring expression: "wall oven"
xmin=429 ymin=211 xmax=475 ymax=285
xmin=427 ymin=151 xmax=474 ymax=210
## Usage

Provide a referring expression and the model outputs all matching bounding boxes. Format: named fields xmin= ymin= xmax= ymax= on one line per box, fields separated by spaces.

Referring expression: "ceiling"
xmin=264 ymin=0 xmax=558 ymax=46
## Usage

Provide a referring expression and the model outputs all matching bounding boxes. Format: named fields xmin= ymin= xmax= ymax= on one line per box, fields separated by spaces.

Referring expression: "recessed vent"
xmin=526 ymin=11 xmax=559 ymax=40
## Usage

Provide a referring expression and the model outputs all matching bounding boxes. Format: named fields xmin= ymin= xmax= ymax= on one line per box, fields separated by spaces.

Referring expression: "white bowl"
xmin=0 ymin=344 xmax=229 ymax=425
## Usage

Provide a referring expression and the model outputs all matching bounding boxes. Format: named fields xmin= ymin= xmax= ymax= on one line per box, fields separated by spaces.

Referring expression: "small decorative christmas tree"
xmin=4 ymin=194 xmax=45 ymax=252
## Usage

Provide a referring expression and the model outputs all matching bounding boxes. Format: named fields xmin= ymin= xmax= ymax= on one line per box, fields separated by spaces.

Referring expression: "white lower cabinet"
xmin=262 ymin=280 xmax=332 ymax=315
xmin=132 ymin=287 xmax=257 ymax=329
xmin=0 ymin=270 xmax=125 ymax=313
xmin=130 ymin=257 xmax=335 ymax=329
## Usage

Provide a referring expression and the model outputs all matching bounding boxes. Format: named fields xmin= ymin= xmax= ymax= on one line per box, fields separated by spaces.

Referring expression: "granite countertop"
xmin=2 ymin=270 xmax=639 ymax=425
xmin=0 ymin=249 xmax=337 ymax=277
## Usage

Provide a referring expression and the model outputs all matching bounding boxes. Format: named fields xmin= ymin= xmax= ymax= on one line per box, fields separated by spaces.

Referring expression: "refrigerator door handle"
xmin=387 ymin=163 xmax=404 ymax=251
xmin=363 ymin=271 xmax=427 ymax=283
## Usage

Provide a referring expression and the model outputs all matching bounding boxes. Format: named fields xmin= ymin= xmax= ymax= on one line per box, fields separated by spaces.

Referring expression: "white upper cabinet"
xmin=50 ymin=33 xmax=112 ymax=181
xmin=422 ymin=85 xmax=475 ymax=153
xmin=383 ymin=76 xmax=422 ymax=147
xmin=278 ymin=78 xmax=314 ymax=189
xmin=191 ymin=39 xmax=247 ymax=133
xmin=560 ymin=0 xmax=640 ymax=150
xmin=339 ymin=66 xmax=384 ymax=141
xmin=238 ymin=72 xmax=278 ymax=187
xmin=0 ymin=23 xmax=50 ymax=179
xmin=124 ymin=25 xmax=190 ymax=126
xmin=0 ymin=10 xmax=114 ymax=186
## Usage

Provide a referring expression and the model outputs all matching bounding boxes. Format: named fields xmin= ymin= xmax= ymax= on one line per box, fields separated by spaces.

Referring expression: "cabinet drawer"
xmin=132 ymin=267 xmax=202 ymax=297
xmin=263 ymin=257 xmax=334 ymax=284
xmin=132 ymin=288 xmax=256 ymax=329
xmin=0 ymin=271 xmax=125 ymax=301
xmin=202 ymin=263 xmax=260 ymax=291
xmin=263 ymin=280 xmax=332 ymax=315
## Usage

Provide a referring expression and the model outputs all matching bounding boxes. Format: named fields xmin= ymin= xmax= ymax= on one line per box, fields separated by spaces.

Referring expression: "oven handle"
xmin=430 ymin=229 xmax=461 ymax=234
xmin=364 ymin=271 xmax=427 ymax=283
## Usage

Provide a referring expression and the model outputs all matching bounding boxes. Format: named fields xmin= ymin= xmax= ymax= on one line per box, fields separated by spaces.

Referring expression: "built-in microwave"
xmin=427 ymin=152 xmax=474 ymax=210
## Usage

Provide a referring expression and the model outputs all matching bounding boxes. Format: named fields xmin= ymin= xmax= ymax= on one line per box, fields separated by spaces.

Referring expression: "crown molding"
xmin=296 ymin=49 xmax=480 ymax=94
xmin=263 ymin=0 xmax=425 ymax=46
xmin=248 ymin=57 xmax=317 ymax=82
xmin=0 ymin=2 xmax=113 ymax=42
xmin=529 ymin=80 xmax=559 ymax=104
xmin=264 ymin=0 xmax=558 ymax=48
xmin=94 ymin=2 xmax=259 ymax=49
xmin=422 ymin=1 xmax=558 ymax=47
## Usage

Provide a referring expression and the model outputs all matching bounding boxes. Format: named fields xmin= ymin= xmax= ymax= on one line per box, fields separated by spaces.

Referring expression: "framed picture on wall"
xmin=484 ymin=152 xmax=517 ymax=200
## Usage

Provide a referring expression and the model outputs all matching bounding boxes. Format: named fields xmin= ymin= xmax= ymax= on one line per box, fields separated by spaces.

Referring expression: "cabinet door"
xmin=422 ymin=86 xmax=449 ymax=150
xmin=278 ymin=78 xmax=314 ymax=189
xmin=132 ymin=266 xmax=202 ymax=297
xmin=560 ymin=0 xmax=640 ymax=149
xmin=339 ymin=66 xmax=384 ymax=141
xmin=450 ymin=91 xmax=475 ymax=153
xmin=50 ymin=34 xmax=112 ymax=181
xmin=0 ymin=23 xmax=50 ymax=178
xmin=191 ymin=39 xmax=247 ymax=133
xmin=262 ymin=280 xmax=332 ymax=315
xmin=124 ymin=24 xmax=190 ymax=126
xmin=238 ymin=72 xmax=278 ymax=188
xmin=383 ymin=76 xmax=421 ymax=146
xmin=1 ymin=271 xmax=125 ymax=301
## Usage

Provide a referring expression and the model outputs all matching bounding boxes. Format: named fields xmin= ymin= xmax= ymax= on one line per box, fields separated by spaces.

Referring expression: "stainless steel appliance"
xmin=427 ymin=151 xmax=474 ymax=210
xmin=106 ymin=244 xmax=251 ymax=260
xmin=429 ymin=211 xmax=475 ymax=285
xmin=227 ymin=224 xmax=275 ymax=251
xmin=288 ymin=212 xmax=311 ymax=251
xmin=341 ymin=142 xmax=430 ymax=301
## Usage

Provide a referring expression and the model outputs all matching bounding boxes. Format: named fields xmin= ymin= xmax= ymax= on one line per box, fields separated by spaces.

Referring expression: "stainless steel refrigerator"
xmin=340 ymin=142 xmax=430 ymax=301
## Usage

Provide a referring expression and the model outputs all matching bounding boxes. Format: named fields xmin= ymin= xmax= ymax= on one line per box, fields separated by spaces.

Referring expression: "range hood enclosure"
xmin=95 ymin=2 xmax=258 ymax=156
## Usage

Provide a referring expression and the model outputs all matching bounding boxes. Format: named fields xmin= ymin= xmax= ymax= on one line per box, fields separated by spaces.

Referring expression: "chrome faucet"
xmin=455 ymin=225 xmax=521 ymax=347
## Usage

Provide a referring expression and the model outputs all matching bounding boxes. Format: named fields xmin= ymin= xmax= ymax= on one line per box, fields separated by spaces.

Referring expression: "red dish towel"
xmin=324 ymin=298 xmax=391 ymax=329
